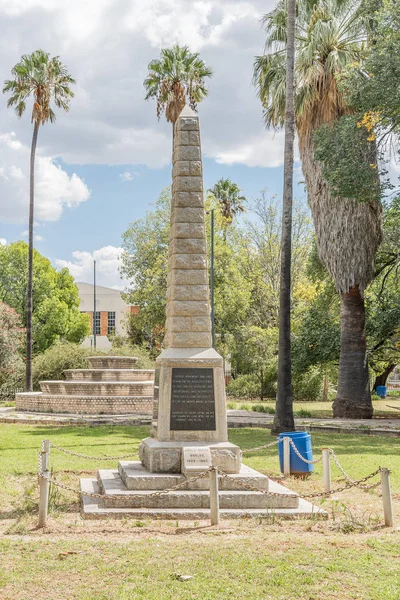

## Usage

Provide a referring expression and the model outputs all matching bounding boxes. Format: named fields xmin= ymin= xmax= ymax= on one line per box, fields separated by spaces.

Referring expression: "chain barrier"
xmin=288 ymin=439 xmax=323 ymax=465
xmin=37 ymin=439 xmax=387 ymax=504
xmin=49 ymin=443 xmax=138 ymax=461
xmin=328 ymin=449 xmax=382 ymax=490
xmin=37 ymin=466 xmax=213 ymax=501
xmin=216 ymin=467 xmax=384 ymax=500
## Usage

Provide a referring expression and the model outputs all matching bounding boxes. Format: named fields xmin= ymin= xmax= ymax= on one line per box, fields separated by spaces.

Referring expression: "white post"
xmin=38 ymin=440 xmax=50 ymax=528
xmin=322 ymin=448 xmax=331 ymax=494
xmin=210 ymin=468 xmax=220 ymax=526
xmin=283 ymin=436 xmax=291 ymax=477
xmin=381 ymin=468 xmax=394 ymax=528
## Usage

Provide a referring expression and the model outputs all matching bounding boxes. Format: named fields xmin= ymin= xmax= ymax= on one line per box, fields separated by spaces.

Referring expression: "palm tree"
xmin=272 ymin=0 xmax=296 ymax=434
xmin=254 ymin=0 xmax=383 ymax=419
xmin=3 ymin=50 xmax=75 ymax=392
xmin=144 ymin=45 xmax=212 ymax=128
xmin=208 ymin=178 xmax=247 ymax=223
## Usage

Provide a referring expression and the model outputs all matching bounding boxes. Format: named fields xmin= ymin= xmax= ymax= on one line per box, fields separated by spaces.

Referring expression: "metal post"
xmin=283 ymin=436 xmax=291 ymax=477
xmin=38 ymin=440 xmax=50 ymax=527
xmin=210 ymin=209 xmax=215 ymax=349
xmin=210 ymin=467 xmax=219 ymax=525
xmin=322 ymin=448 xmax=331 ymax=494
xmin=93 ymin=260 xmax=97 ymax=350
xmin=381 ymin=468 xmax=394 ymax=527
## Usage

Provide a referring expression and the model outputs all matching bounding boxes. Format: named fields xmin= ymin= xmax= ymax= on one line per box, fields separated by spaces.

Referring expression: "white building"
xmin=77 ymin=282 xmax=136 ymax=350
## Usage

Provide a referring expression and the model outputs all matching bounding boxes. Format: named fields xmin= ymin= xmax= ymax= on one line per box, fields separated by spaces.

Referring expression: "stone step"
xmin=39 ymin=380 xmax=154 ymax=396
xmin=117 ymin=461 xmax=269 ymax=491
xmin=64 ymin=369 xmax=155 ymax=382
xmin=15 ymin=392 xmax=153 ymax=415
xmin=96 ymin=470 xmax=298 ymax=509
xmin=88 ymin=356 xmax=138 ymax=369
xmin=81 ymin=479 xmax=327 ymax=520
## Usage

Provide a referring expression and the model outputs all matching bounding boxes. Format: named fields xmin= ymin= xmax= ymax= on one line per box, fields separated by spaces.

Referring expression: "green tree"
xmin=254 ymin=0 xmax=383 ymax=419
xmin=0 ymin=302 xmax=25 ymax=389
xmin=144 ymin=45 xmax=212 ymax=127
xmin=0 ymin=242 xmax=90 ymax=353
xmin=3 ymin=50 xmax=75 ymax=391
xmin=208 ymin=178 xmax=246 ymax=222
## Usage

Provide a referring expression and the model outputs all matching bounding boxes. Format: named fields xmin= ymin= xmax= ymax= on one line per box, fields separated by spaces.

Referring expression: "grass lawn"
xmin=1 ymin=423 xmax=400 ymax=599
xmin=227 ymin=397 xmax=400 ymax=419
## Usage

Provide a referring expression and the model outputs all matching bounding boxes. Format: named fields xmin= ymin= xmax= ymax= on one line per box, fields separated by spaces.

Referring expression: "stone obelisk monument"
xmin=139 ymin=106 xmax=241 ymax=474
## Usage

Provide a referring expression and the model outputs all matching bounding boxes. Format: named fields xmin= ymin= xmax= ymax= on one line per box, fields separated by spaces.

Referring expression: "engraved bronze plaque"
xmin=170 ymin=368 xmax=216 ymax=431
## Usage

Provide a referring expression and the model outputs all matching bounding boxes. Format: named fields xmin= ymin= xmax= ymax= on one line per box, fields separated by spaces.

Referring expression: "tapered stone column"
xmin=139 ymin=107 xmax=241 ymax=473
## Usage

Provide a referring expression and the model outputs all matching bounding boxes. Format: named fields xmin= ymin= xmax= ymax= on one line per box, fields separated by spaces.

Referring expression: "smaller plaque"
xmin=181 ymin=447 xmax=212 ymax=474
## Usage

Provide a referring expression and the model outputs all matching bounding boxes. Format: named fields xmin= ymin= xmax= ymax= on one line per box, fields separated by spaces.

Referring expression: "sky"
xmin=0 ymin=0 xmax=300 ymax=289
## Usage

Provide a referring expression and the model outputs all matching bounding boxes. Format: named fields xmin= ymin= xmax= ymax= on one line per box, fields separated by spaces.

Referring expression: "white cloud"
xmin=0 ymin=0 xmax=277 ymax=173
xmin=120 ymin=171 xmax=133 ymax=182
xmin=0 ymin=132 xmax=91 ymax=224
xmin=0 ymin=238 xmax=6 ymax=245
xmin=56 ymin=245 xmax=127 ymax=289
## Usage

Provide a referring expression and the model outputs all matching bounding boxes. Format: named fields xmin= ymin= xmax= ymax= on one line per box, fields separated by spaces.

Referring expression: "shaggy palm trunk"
xmin=300 ymin=135 xmax=381 ymax=419
xmin=272 ymin=0 xmax=296 ymax=434
xmin=25 ymin=121 xmax=39 ymax=392
xmin=333 ymin=286 xmax=372 ymax=418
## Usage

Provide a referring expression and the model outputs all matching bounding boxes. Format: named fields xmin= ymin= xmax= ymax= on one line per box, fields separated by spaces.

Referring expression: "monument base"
xmin=139 ymin=438 xmax=242 ymax=474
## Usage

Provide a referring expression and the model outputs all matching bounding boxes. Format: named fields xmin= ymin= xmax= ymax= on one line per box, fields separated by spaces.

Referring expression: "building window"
xmin=93 ymin=311 xmax=101 ymax=335
xmin=108 ymin=312 xmax=116 ymax=335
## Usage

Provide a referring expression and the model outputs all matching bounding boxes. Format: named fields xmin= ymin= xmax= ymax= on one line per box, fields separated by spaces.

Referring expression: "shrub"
xmin=294 ymin=408 xmax=313 ymax=418
xmin=292 ymin=367 xmax=324 ymax=402
xmin=108 ymin=342 xmax=155 ymax=369
xmin=0 ymin=302 xmax=25 ymax=393
xmin=251 ymin=404 xmax=275 ymax=414
xmin=227 ymin=374 xmax=260 ymax=399
xmin=32 ymin=342 xmax=91 ymax=390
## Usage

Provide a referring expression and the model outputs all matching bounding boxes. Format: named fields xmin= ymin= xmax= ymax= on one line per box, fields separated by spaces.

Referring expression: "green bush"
xmin=292 ymin=367 xmax=324 ymax=402
xmin=108 ymin=342 xmax=155 ymax=369
xmin=294 ymin=408 xmax=313 ymax=418
xmin=32 ymin=342 xmax=91 ymax=390
xmin=251 ymin=404 xmax=275 ymax=414
xmin=227 ymin=374 xmax=260 ymax=399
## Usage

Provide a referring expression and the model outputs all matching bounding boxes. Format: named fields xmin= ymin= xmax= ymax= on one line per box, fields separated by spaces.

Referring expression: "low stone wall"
xmin=15 ymin=393 xmax=153 ymax=415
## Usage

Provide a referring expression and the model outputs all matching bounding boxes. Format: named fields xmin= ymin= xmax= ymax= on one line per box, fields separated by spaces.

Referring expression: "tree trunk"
xmin=373 ymin=363 xmax=396 ymax=390
xmin=333 ymin=286 xmax=373 ymax=418
xmin=272 ymin=0 xmax=296 ymax=434
xmin=299 ymin=133 xmax=382 ymax=419
xmin=25 ymin=121 xmax=39 ymax=392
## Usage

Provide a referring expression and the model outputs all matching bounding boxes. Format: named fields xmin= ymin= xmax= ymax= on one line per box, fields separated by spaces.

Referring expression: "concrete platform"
xmin=118 ymin=461 xmax=269 ymax=491
xmin=40 ymin=380 xmax=154 ymax=396
xmin=81 ymin=479 xmax=327 ymax=520
xmin=64 ymin=369 xmax=155 ymax=382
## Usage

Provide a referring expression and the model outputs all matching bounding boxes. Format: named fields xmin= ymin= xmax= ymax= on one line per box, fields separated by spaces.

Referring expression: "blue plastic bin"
xmin=278 ymin=431 xmax=314 ymax=475
xmin=376 ymin=385 xmax=387 ymax=398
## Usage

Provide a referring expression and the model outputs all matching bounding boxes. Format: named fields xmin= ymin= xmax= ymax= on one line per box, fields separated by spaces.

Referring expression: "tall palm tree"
xmin=3 ymin=50 xmax=75 ymax=392
xmin=254 ymin=0 xmax=383 ymax=419
xmin=144 ymin=45 xmax=212 ymax=127
xmin=208 ymin=178 xmax=247 ymax=223
xmin=272 ymin=0 xmax=296 ymax=434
